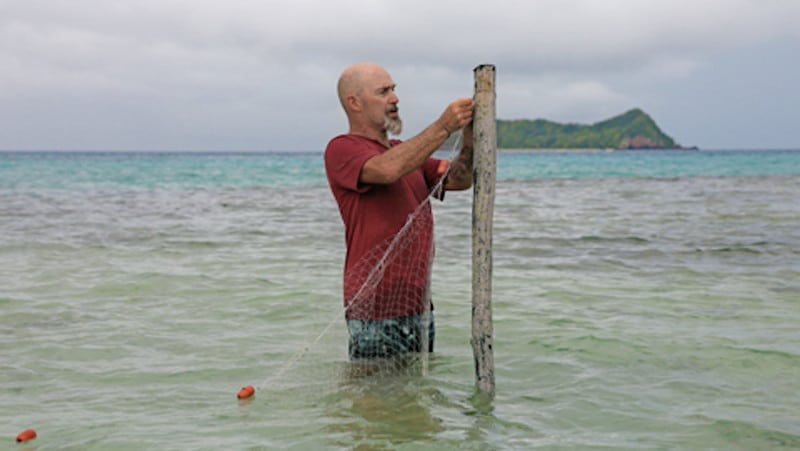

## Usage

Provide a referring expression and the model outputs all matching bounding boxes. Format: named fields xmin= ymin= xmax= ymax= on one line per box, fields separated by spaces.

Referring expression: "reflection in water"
xmin=326 ymin=355 xmax=446 ymax=448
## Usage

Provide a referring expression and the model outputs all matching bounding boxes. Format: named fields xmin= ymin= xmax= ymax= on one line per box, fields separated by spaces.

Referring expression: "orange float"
xmin=236 ymin=385 xmax=255 ymax=399
xmin=16 ymin=429 xmax=37 ymax=442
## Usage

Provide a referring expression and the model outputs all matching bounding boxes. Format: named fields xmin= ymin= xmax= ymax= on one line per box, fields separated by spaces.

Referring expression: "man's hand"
xmin=437 ymin=98 xmax=474 ymax=135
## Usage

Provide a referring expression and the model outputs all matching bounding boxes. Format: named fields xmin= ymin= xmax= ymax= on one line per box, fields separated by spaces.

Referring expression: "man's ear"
xmin=347 ymin=95 xmax=361 ymax=112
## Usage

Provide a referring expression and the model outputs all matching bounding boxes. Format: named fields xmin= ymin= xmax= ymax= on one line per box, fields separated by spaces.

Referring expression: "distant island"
xmin=494 ymin=108 xmax=695 ymax=150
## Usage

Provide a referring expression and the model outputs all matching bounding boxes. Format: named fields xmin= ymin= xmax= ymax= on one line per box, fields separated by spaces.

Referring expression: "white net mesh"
xmin=339 ymin=200 xmax=436 ymax=381
xmin=252 ymin=139 xmax=461 ymax=394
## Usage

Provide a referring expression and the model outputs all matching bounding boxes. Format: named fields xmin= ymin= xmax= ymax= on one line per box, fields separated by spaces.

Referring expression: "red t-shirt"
xmin=325 ymin=134 xmax=444 ymax=320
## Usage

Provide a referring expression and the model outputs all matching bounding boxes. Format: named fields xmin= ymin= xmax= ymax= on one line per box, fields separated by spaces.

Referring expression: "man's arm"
xmin=360 ymin=98 xmax=474 ymax=185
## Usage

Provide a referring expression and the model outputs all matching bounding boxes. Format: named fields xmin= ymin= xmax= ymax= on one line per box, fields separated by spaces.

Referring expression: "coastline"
xmin=497 ymin=146 xmax=699 ymax=153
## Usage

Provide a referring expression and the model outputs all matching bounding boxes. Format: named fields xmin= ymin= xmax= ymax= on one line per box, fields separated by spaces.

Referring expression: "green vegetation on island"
xmin=495 ymin=108 xmax=688 ymax=150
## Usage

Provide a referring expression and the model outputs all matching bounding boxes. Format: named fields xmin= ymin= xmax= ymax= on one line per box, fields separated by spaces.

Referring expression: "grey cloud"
xmin=1 ymin=0 xmax=799 ymax=150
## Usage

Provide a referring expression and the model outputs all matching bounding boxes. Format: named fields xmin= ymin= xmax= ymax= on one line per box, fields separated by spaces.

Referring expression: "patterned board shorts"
xmin=347 ymin=312 xmax=435 ymax=360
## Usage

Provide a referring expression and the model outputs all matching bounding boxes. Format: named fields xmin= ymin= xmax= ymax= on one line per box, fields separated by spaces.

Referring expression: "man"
xmin=325 ymin=62 xmax=474 ymax=360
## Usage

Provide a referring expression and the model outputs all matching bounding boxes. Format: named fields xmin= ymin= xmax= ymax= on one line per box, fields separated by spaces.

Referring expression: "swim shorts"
xmin=347 ymin=312 xmax=435 ymax=360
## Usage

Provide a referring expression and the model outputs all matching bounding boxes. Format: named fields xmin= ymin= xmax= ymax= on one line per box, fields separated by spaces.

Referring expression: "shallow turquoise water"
xmin=3 ymin=149 xmax=799 ymax=190
xmin=2 ymin=150 xmax=799 ymax=449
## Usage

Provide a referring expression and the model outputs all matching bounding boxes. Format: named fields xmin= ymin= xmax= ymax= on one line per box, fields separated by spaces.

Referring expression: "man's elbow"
xmin=446 ymin=176 xmax=473 ymax=191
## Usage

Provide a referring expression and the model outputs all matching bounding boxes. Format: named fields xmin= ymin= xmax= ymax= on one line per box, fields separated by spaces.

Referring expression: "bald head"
xmin=336 ymin=62 xmax=401 ymax=137
xmin=337 ymin=63 xmax=390 ymax=111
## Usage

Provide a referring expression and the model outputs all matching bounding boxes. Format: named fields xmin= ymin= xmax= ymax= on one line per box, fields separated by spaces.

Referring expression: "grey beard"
xmin=384 ymin=116 xmax=403 ymax=136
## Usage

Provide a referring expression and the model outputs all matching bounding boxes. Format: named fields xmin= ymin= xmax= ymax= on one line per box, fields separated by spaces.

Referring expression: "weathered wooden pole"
xmin=471 ymin=64 xmax=496 ymax=394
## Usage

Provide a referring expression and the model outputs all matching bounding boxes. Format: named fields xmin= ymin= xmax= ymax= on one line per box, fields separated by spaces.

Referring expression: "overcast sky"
xmin=2 ymin=0 xmax=799 ymax=151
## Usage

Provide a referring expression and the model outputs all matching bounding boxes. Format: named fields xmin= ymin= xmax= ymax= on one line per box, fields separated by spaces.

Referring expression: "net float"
xmin=237 ymin=385 xmax=255 ymax=399
xmin=16 ymin=429 xmax=37 ymax=443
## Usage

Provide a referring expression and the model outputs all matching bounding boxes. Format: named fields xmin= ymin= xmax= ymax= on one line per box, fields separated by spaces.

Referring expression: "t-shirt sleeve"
xmin=325 ymin=135 xmax=380 ymax=193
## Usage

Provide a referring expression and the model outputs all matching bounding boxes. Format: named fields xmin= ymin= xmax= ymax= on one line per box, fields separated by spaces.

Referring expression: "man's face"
xmin=362 ymin=69 xmax=402 ymax=136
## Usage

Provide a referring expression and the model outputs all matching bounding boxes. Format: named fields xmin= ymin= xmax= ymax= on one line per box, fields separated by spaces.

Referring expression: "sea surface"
xmin=2 ymin=149 xmax=799 ymax=450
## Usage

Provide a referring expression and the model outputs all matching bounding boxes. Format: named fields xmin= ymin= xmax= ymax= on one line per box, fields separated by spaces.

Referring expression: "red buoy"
xmin=237 ymin=385 xmax=255 ymax=399
xmin=16 ymin=429 xmax=37 ymax=443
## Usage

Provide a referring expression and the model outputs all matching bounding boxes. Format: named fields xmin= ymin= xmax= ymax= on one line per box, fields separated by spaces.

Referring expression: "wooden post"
xmin=471 ymin=64 xmax=496 ymax=394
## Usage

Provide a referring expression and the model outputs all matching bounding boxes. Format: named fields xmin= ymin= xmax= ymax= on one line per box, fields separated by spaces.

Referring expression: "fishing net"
xmin=248 ymin=141 xmax=461 ymax=397
xmin=340 ymin=185 xmax=438 ymax=370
